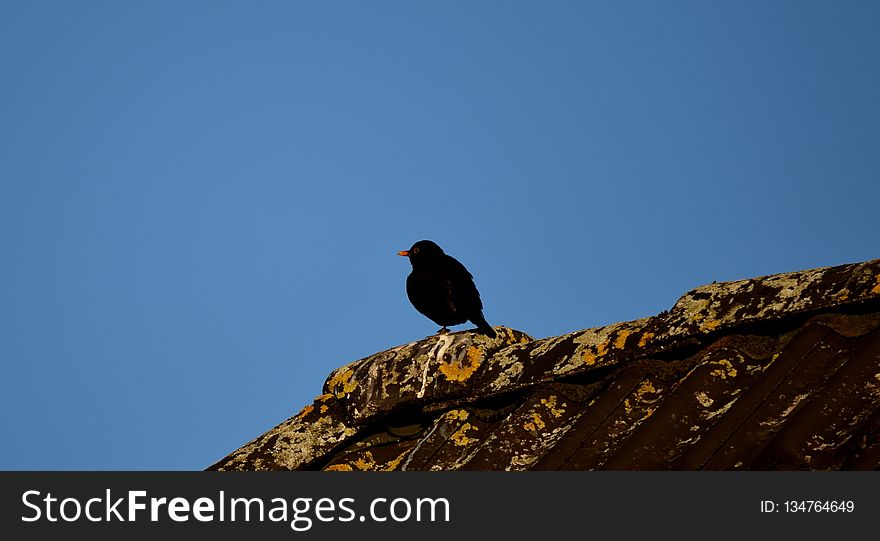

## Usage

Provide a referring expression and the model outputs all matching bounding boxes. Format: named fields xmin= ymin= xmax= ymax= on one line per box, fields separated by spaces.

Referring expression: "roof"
xmin=209 ymin=258 xmax=880 ymax=470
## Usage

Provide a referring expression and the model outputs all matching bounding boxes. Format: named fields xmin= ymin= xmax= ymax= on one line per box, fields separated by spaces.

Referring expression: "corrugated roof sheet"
xmin=210 ymin=258 xmax=880 ymax=470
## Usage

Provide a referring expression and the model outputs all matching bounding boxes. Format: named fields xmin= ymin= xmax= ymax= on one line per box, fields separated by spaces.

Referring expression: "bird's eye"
xmin=412 ymin=247 xmax=419 ymax=254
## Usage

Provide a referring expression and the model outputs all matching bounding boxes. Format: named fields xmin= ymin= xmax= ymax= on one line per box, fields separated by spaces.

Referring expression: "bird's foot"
xmin=437 ymin=327 xmax=450 ymax=335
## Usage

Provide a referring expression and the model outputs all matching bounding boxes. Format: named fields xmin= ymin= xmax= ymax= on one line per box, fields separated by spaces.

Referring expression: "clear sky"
xmin=2 ymin=1 xmax=878 ymax=470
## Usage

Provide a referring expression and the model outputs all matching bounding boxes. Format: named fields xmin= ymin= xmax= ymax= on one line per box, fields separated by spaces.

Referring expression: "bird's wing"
xmin=444 ymin=255 xmax=473 ymax=280
xmin=445 ymin=255 xmax=483 ymax=311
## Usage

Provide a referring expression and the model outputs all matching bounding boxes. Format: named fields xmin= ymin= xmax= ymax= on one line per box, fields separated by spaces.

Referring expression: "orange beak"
xmin=397 ymin=250 xmax=409 ymax=257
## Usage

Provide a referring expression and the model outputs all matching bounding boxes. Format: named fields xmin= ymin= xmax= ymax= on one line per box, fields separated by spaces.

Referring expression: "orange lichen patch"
xmin=635 ymin=380 xmax=659 ymax=401
xmin=613 ymin=329 xmax=633 ymax=349
xmin=295 ymin=405 xmax=315 ymax=419
xmin=438 ymin=346 xmax=483 ymax=382
xmin=502 ymin=327 xmax=531 ymax=344
xmin=638 ymin=332 xmax=655 ymax=348
xmin=467 ymin=345 xmax=483 ymax=364
xmin=445 ymin=409 xmax=470 ymax=422
xmin=316 ymin=393 xmax=334 ymax=402
xmin=319 ymin=405 xmax=329 ymax=413
xmin=450 ymin=423 xmax=478 ymax=446
xmin=582 ymin=341 xmax=609 ymax=366
xmin=333 ymin=449 xmax=411 ymax=472
xmin=326 ymin=367 xmax=358 ymax=398
xmin=700 ymin=319 xmax=721 ymax=332
xmin=872 ymin=274 xmax=880 ymax=295
xmin=523 ymin=412 xmax=545 ymax=433
xmin=540 ymin=395 xmax=565 ymax=418
xmin=582 ymin=349 xmax=596 ymax=365
xmin=382 ymin=449 xmax=410 ymax=471
xmin=625 ymin=380 xmax=661 ymax=414
xmin=832 ymin=289 xmax=851 ymax=302
xmin=694 ymin=391 xmax=714 ymax=408
xmin=352 ymin=451 xmax=378 ymax=471
xmin=443 ymin=409 xmax=477 ymax=446
xmin=709 ymin=359 xmax=738 ymax=379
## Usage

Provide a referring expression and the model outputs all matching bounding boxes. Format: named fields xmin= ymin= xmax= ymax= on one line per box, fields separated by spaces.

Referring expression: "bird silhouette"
xmin=398 ymin=240 xmax=497 ymax=338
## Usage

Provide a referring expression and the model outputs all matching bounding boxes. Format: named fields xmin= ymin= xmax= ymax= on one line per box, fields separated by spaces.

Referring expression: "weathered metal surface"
xmin=209 ymin=257 xmax=880 ymax=471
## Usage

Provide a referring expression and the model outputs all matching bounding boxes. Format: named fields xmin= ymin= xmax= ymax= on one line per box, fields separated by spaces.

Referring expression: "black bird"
xmin=397 ymin=240 xmax=497 ymax=338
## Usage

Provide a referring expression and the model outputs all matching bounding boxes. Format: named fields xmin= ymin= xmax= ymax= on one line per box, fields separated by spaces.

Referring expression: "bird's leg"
xmin=437 ymin=327 xmax=450 ymax=335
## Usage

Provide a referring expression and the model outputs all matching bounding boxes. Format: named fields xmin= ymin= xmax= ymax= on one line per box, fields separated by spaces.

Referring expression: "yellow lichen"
xmin=295 ymin=405 xmax=315 ymax=419
xmin=353 ymin=451 xmax=377 ymax=471
xmin=382 ymin=449 xmax=410 ymax=471
xmin=438 ymin=346 xmax=483 ymax=382
xmin=613 ymin=329 xmax=632 ymax=349
xmin=695 ymin=391 xmax=714 ymax=407
xmin=625 ymin=381 xmax=660 ymax=414
xmin=316 ymin=393 xmax=334 ymax=402
xmin=450 ymin=423 xmax=478 ymax=446
xmin=872 ymin=274 xmax=880 ymax=295
xmin=503 ymin=327 xmax=531 ymax=344
xmin=700 ymin=319 xmax=721 ymax=332
xmin=467 ymin=345 xmax=482 ymax=363
xmin=445 ymin=409 xmax=478 ymax=446
xmin=635 ymin=380 xmax=658 ymax=400
xmin=638 ymin=332 xmax=655 ymax=348
xmin=582 ymin=341 xmax=609 ymax=365
xmin=709 ymin=359 xmax=738 ymax=379
xmin=332 ymin=449 xmax=411 ymax=472
xmin=523 ymin=412 xmax=546 ymax=433
xmin=319 ymin=405 xmax=329 ymax=413
xmin=445 ymin=409 xmax=469 ymax=421
xmin=582 ymin=350 xmax=596 ymax=365
xmin=540 ymin=395 xmax=565 ymax=418
xmin=326 ymin=367 xmax=358 ymax=398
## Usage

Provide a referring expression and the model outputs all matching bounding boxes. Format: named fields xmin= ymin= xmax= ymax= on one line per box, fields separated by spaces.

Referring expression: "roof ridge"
xmin=209 ymin=257 xmax=880 ymax=471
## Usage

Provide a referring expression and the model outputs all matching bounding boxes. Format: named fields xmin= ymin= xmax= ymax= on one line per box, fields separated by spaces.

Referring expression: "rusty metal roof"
xmin=210 ymin=258 xmax=880 ymax=471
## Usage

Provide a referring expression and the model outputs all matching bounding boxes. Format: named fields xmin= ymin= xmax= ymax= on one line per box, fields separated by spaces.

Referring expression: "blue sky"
xmin=1 ymin=1 xmax=878 ymax=470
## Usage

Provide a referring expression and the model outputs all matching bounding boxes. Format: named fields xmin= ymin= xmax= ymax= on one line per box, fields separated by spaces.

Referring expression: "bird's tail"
xmin=470 ymin=312 xmax=497 ymax=339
